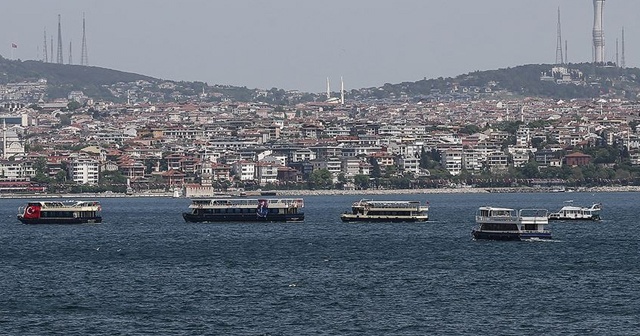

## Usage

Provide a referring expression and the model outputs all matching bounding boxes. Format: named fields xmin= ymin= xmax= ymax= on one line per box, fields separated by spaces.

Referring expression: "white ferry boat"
xmin=340 ymin=199 xmax=429 ymax=222
xmin=548 ymin=202 xmax=601 ymax=221
xmin=17 ymin=200 xmax=102 ymax=224
xmin=472 ymin=206 xmax=551 ymax=241
xmin=182 ymin=198 xmax=304 ymax=222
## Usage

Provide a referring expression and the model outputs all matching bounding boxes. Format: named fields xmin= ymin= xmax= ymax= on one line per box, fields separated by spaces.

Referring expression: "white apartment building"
xmin=388 ymin=141 xmax=421 ymax=158
xmin=462 ymin=150 xmax=484 ymax=173
xmin=397 ymin=156 xmax=420 ymax=175
xmin=292 ymin=149 xmax=315 ymax=163
xmin=0 ymin=160 xmax=23 ymax=179
xmin=486 ymin=152 xmax=509 ymax=172
xmin=312 ymin=157 xmax=342 ymax=180
xmin=69 ymin=157 xmax=100 ymax=185
xmin=441 ymin=149 xmax=463 ymax=176
xmin=232 ymin=161 xmax=256 ymax=181
xmin=255 ymin=162 xmax=280 ymax=186
xmin=516 ymin=126 xmax=531 ymax=147
xmin=341 ymin=158 xmax=363 ymax=177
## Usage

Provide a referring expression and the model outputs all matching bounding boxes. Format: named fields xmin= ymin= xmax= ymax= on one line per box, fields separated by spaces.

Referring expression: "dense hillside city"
xmin=2 ymin=57 xmax=640 ymax=196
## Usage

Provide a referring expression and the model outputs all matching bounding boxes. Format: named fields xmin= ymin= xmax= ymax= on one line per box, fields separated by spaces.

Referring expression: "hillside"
xmin=3 ymin=55 xmax=640 ymax=102
xmin=368 ymin=63 xmax=640 ymax=101
xmin=0 ymin=55 xmax=158 ymax=101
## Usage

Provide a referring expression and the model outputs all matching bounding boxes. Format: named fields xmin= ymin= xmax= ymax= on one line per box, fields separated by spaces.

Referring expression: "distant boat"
xmin=472 ymin=206 xmax=551 ymax=241
xmin=17 ymin=200 xmax=102 ymax=224
xmin=548 ymin=202 xmax=602 ymax=221
xmin=340 ymin=199 xmax=429 ymax=222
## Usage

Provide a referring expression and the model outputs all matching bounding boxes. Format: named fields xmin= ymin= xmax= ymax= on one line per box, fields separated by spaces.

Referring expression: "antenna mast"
xmin=56 ymin=14 xmax=63 ymax=64
xmin=326 ymin=77 xmax=330 ymax=100
xmin=621 ymin=27 xmax=626 ymax=68
xmin=81 ymin=13 xmax=88 ymax=66
xmin=69 ymin=40 xmax=73 ymax=65
xmin=340 ymin=76 xmax=344 ymax=105
xmin=556 ymin=7 xmax=563 ymax=64
xmin=616 ymin=38 xmax=619 ymax=67
xmin=43 ymin=28 xmax=48 ymax=62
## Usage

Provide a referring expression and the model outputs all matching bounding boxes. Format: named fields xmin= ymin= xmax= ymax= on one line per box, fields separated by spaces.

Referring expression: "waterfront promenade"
xmin=276 ymin=185 xmax=640 ymax=196
xmin=1 ymin=186 xmax=639 ymax=199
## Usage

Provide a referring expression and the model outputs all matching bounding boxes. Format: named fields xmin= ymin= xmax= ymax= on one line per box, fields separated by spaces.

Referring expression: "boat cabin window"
xmin=479 ymin=209 xmax=512 ymax=217
xmin=481 ymin=223 xmax=518 ymax=231
xmin=491 ymin=210 xmax=511 ymax=217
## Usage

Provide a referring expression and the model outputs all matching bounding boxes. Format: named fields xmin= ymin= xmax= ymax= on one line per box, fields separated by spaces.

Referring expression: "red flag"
xmin=11 ymin=43 xmax=17 ymax=48
xmin=24 ymin=205 xmax=41 ymax=219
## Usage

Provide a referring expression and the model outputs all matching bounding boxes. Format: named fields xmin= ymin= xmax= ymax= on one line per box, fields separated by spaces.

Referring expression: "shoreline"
xmin=274 ymin=186 xmax=640 ymax=196
xmin=2 ymin=186 xmax=639 ymax=199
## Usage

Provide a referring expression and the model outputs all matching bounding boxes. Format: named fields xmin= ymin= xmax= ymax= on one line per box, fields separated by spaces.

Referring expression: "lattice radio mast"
xmin=68 ymin=40 xmax=73 ymax=65
xmin=555 ymin=7 xmax=564 ymax=64
xmin=81 ymin=13 xmax=88 ymax=66
xmin=43 ymin=28 xmax=48 ymax=63
xmin=621 ymin=27 xmax=626 ymax=68
xmin=56 ymin=14 xmax=63 ymax=64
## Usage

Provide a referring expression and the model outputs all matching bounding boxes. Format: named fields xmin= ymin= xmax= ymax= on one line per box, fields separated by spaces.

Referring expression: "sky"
xmin=2 ymin=0 xmax=640 ymax=93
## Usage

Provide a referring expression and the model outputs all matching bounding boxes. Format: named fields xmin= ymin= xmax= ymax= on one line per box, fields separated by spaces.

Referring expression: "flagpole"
xmin=10 ymin=43 xmax=17 ymax=59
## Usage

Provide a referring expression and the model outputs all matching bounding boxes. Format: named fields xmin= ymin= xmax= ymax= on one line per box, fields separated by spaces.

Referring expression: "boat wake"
xmin=523 ymin=238 xmax=562 ymax=243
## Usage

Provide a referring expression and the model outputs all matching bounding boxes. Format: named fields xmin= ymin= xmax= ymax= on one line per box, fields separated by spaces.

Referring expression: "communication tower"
xmin=81 ymin=13 xmax=88 ymax=66
xmin=621 ymin=27 xmax=626 ymax=68
xmin=592 ymin=0 xmax=605 ymax=64
xmin=340 ymin=77 xmax=344 ymax=105
xmin=43 ymin=28 xmax=48 ymax=63
xmin=555 ymin=7 xmax=563 ymax=65
xmin=326 ymin=77 xmax=331 ymax=100
xmin=68 ymin=40 xmax=73 ymax=65
xmin=56 ymin=14 xmax=63 ymax=64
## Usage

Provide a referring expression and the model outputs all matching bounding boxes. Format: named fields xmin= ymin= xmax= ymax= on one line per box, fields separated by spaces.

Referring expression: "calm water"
xmin=1 ymin=192 xmax=639 ymax=335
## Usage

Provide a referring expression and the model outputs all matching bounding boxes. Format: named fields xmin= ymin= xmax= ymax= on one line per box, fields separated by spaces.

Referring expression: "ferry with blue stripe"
xmin=182 ymin=198 xmax=304 ymax=222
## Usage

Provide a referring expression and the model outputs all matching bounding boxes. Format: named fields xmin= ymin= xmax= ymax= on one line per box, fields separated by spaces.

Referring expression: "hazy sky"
xmin=2 ymin=1 xmax=639 ymax=92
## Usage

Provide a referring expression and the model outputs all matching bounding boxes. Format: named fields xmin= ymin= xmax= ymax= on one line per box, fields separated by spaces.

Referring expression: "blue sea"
xmin=1 ymin=192 xmax=639 ymax=335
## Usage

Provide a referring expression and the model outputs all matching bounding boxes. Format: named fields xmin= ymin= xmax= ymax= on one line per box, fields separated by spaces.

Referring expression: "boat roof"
xmin=478 ymin=206 xmax=514 ymax=211
xmin=558 ymin=204 xmax=600 ymax=211
xmin=27 ymin=200 xmax=101 ymax=207
xmin=357 ymin=199 xmax=420 ymax=204
xmin=191 ymin=198 xmax=303 ymax=202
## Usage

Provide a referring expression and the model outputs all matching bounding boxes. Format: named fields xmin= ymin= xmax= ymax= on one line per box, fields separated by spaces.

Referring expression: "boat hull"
xmin=548 ymin=215 xmax=600 ymax=221
xmin=182 ymin=212 xmax=304 ymax=223
xmin=17 ymin=216 xmax=102 ymax=225
xmin=472 ymin=230 xmax=552 ymax=241
xmin=340 ymin=214 xmax=428 ymax=223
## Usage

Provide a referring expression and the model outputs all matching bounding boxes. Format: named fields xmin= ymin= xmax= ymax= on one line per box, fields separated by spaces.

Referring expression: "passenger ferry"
xmin=182 ymin=198 xmax=304 ymax=222
xmin=340 ymin=199 xmax=429 ymax=222
xmin=17 ymin=200 xmax=102 ymax=224
xmin=472 ymin=206 xmax=551 ymax=241
xmin=548 ymin=202 xmax=601 ymax=221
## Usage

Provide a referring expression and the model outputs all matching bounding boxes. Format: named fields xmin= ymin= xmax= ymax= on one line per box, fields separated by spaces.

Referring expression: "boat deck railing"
xmin=472 ymin=227 xmax=550 ymax=234
xmin=32 ymin=201 xmax=101 ymax=209
xmin=191 ymin=198 xmax=304 ymax=208
xmin=353 ymin=200 xmax=423 ymax=210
